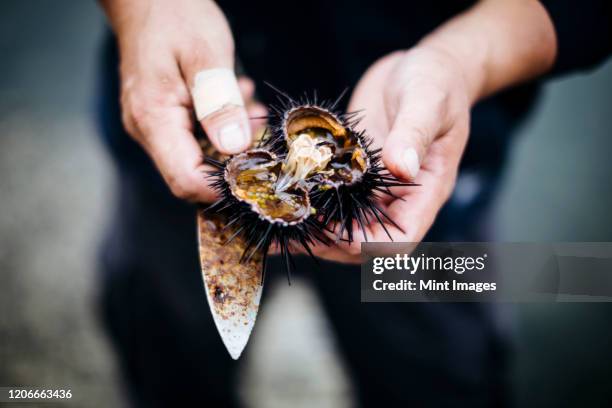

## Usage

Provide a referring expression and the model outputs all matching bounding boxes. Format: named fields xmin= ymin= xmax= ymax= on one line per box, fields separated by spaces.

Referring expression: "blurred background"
xmin=1 ymin=1 xmax=611 ymax=407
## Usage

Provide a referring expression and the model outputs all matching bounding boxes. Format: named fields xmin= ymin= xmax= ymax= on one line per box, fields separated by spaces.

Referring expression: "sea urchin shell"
xmin=203 ymin=89 xmax=416 ymax=280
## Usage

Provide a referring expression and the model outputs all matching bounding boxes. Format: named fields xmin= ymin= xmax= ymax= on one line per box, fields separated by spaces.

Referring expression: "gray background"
xmin=1 ymin=1 xmax=611 ymax=407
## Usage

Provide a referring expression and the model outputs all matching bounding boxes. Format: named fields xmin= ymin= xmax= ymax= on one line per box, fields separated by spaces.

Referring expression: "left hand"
xmin=291 ymin=0 xmax=558 ymax=263
xmin=310 ymin=46 xmax=472 ymax=263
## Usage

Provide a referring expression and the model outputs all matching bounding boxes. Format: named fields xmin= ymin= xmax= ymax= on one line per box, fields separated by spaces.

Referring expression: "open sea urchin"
xmin=202 ymin=89 xmax=416 ymax=280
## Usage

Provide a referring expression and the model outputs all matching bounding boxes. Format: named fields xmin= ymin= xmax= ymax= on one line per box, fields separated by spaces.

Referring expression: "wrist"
xmin=415 ymin=39 xmax=487 ymax=107
xmin=416 ymin=0 xmax=557 ymax=104
xmin=401 ymin=44 xmax=480 ymax=109
xmin=99 ymin=0 xmax=148 ymax=42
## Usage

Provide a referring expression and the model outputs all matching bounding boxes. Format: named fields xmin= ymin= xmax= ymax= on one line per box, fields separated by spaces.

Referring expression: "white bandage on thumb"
xmin=191 ymin=68 xmax=251 ymax=154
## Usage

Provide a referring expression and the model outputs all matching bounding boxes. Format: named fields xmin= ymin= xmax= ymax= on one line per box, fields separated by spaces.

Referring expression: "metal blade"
xmin=197 ymin=210 xmax=264 ymax=359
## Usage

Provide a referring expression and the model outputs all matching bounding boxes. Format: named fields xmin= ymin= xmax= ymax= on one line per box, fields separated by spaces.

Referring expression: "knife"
xmin=197 ymin=201 xmax=264 ymax=360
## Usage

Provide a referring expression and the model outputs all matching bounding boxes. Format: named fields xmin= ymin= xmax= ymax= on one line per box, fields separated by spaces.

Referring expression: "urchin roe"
xmin=276 ymin=130 xmax=333 ymax=192
xmin=231 ymin=155 xmax=310 ymax=223
xmin=289 ymin=127 xmax=368 ymax=186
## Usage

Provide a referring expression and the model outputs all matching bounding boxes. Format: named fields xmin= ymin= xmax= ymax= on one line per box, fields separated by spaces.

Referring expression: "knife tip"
xmin=224 ymin=337 xmax=247 ymax=360
xmin=216 ymin=321 xmax=252 ymax=360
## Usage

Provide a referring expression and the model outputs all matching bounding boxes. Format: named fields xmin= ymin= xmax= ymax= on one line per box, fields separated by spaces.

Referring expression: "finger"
xmin=385 ymin=169 xmax=454 ymax=242
xmin=138 ymin=107 xmax=218 ymax=203
xmin=237 ymin=76 xmax=255 ymax=102
xmin=180 ymin=53 xmax=252 ymax=154
xmin=237 ymin=76 xmax=268 ymax=134
xmin=330 ymin=139 xmax=458 ymax=251
xmin=382 ymin=86 xmax=447 ymax=181
xmin=374 ymin=144 xmax=458 ymax=243
xmin=301 ymin=241 xmax=362 ymax=265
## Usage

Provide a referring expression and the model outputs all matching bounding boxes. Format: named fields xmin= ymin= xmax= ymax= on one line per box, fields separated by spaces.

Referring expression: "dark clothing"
xmin=542 ymin=0 xmax=612 ymax=77
xmin=95 ymin=1 xmax=611 ymax=407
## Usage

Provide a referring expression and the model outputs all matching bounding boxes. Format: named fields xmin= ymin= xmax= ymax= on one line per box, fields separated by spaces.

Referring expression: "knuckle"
xmin=424 ymin=83 xmax=450 ymax=110
xmin=393 ymin=115 xmax=431 ymax=149
xmin=131 ymin=105 xmax=150 ymax=131
xmin=124 ymin=94 xmax=154 ymax=135
xmin=169 ymin=179 xmax=198 ymax=201
xmin=126 ymin=95 xmax=145 ymax=122
xmin=119 ymin=93 xmax=139 ymax=138
xmin=120 ymin=90 xmax=173 ymax=144
xmin=408 ymin=124 xmax=431 ymax=148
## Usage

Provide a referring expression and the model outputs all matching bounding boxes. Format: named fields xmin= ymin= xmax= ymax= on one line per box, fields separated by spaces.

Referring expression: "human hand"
xmin=101 ymin=0 xmax=265 ymax=202
xmin=310 ymin=47 xmax=472 ymax=264
xmin=310 ymin=0 xmax=557 ymax=264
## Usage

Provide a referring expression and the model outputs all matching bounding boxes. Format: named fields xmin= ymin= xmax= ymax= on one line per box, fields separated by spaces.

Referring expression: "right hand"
xmin=101 ymin=0 xmax=264 ymax=202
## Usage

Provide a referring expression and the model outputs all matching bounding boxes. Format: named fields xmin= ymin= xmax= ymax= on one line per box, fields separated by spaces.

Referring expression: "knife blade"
xmin=197 ymin=209 xmax=264 ymax=359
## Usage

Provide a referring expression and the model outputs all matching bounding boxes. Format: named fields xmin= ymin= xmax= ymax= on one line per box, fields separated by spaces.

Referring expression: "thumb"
xmin=382 ymin=91 xmax=443 ymax=181
xmin=186 ymin=63 xmax=252 ymax=154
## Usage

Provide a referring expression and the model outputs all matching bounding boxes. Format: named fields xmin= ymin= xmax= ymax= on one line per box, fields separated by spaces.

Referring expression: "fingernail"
xmin=218 ymin=123 xmax=248 ymax=153
xmin=402 ymin=148 xmax=420 ymax=179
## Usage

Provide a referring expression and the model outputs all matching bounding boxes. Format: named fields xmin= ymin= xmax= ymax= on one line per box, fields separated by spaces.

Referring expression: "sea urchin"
xmin=202 ymin=89 xmax=416 ymax=281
